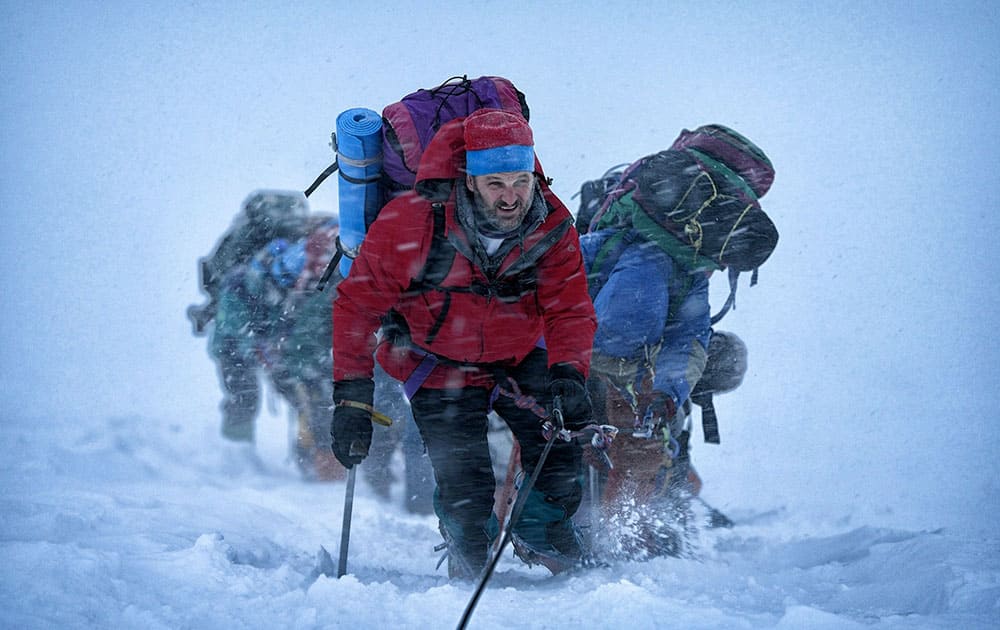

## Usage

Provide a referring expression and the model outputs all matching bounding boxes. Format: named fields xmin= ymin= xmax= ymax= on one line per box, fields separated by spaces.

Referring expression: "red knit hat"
xmin=463 ymin=109 xmax=535 ymax=176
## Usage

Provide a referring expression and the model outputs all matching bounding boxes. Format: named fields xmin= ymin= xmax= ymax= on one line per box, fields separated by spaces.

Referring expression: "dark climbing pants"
xmin=408 ymin=348 xmax=583 ymax=549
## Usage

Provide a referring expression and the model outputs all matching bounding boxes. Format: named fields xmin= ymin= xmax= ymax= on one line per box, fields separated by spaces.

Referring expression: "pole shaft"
xmin=337 ymin=466 xmax=357 ymax=578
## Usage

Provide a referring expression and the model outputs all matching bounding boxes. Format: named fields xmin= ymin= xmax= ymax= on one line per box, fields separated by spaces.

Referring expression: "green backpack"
xmin=585 ymin=124 xmax=778 ymax=324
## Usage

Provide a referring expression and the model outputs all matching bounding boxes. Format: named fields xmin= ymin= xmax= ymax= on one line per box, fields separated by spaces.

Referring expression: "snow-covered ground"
xmin=2 ymin=410 xmax=997 ymax=629
xmin=2 ymin=2 xmax=998 ymax=628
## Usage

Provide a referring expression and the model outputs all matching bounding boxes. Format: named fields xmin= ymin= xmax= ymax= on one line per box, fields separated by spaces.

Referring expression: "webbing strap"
xmin=304 ymin=160 xmax=338 ymax=198
xmin=692 ymin=393 xmax=720 ymax=444
xmin=709 ymin=267 xmax=741 ymax=325
xmin=400 ymin=341 xmax=545 ymax=409
xmin=338 ymin=170 xmax=382 ymax=186
xmin=403 ymin=353 xmax=438 ymax=400
xmin=314 ymin=236 xmax=348 ymax=292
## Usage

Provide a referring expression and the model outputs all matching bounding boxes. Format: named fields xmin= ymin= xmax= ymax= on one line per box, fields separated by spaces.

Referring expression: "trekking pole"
xmin=696 ymin=496 xmax=734 ymax=529
xmin=336 ymin=408 xmax=395 ymax=578
xmin=588 ymin=464 xmax=602 ymax=548
xmin=492 ymin=439 xmax=522 ymax=552
xmin=336 ymin=465 xmax=358 ymax=578
xmin=456 ymin=398 xmax=564 ymax=630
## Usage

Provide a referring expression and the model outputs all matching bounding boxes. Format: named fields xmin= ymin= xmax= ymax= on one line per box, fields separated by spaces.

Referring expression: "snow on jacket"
xmin=332 ymin=117 xmax=596 ymax=390
xmin=580 ymin=228 xmax=711 ymax=411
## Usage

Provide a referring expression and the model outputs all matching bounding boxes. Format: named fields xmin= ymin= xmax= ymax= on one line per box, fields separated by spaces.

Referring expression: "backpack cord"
xmin=430 ymin=75 xmax=477 ymax=131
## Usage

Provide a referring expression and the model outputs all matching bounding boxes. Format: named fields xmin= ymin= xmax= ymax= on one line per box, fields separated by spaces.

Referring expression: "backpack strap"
xmin=588 ymin=227 xmax=697 ymax=322
xmin=667 ymin=270 xmax=696 ymax=323
xmin=586 ymin=228 xmax=636 ymax=299
xmin=314 ymin=238 xmax=346 ymax=292
xmin=403 ymin=203 xmax=567 ymax=346
xmin=496 ymin=217 xmax=571 ymax=279
xmin=409 ymin=202 xmax=457 ymax=290
xmin=690 ymin=391 xmax=720 ymax=444
xmin=404 ymin=203 xmax=458 ymax=345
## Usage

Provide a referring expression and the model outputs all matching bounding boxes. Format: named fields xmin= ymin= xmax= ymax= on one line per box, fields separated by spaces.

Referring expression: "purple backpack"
xmin=380 ymin=75 xmax=529 ymax=198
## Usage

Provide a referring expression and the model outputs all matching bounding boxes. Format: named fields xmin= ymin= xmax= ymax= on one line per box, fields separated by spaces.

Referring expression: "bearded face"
xmin=466 ymin=171 xmax=535 ymax=233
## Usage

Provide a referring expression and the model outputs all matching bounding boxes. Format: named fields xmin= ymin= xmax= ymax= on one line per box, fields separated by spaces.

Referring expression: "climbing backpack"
xmin=574 ymin=163 xmax=629 ymax=235
xmin=309 ymin=75 xmax=530 ymax=289
xmin=188 ymin=189 xmax=311 ymax=335
xmin=381 ymin=75 xmax=529 ymax=198
xmin=584 ymin=124 xmax=778 ymax=324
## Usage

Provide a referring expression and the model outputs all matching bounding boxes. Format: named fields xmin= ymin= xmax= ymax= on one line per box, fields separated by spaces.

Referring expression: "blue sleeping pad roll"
xmin=335 ymin=107 xmax=383 ymax=277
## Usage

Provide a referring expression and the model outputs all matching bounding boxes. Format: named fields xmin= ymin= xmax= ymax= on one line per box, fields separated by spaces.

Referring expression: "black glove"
xmin=548 ymin=363 xmax=592 ymax=430
xmin=647 ymin=391 xmax=677 ymax=423
xmin=331 ymin=379 xmax=375 ymax=468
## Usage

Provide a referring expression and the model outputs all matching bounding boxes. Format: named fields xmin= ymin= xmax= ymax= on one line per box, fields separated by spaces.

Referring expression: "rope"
xmin=493 ymin=377 xmax=548 ymax=420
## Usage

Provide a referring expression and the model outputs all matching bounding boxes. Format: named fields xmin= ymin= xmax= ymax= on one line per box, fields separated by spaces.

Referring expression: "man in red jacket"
xmin=331 ymin=109 xmax=597 ymax=579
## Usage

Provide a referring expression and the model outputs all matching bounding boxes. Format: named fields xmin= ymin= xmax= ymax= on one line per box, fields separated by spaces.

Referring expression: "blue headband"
xmin=465 ymin=145 xmax=534 ymax=176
